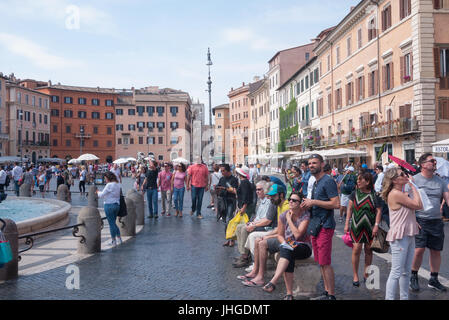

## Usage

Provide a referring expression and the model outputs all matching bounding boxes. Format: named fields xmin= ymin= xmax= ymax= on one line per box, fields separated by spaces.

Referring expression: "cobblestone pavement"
xmin=0 ymin=176 xmax=448 ymax=300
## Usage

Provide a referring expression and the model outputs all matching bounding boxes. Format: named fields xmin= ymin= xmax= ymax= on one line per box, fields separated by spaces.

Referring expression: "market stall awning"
xmin=432 ymin=138 xmax=449 ymax=153
xmin=320 ymin=148 xmax=367 ymax=159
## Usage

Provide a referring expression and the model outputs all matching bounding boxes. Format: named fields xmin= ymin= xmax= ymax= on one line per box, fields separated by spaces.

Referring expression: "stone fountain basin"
xmin=9 ymin=197 xmax=72 ymax=236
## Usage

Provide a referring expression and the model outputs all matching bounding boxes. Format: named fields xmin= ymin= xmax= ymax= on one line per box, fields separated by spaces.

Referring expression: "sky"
xmin=0 ymin=0 xmax=360 ymax=124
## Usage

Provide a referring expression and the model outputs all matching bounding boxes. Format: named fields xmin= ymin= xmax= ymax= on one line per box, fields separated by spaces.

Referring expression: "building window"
xmin=170 ymin=122 xmax=179 ymax=130
xmin=400 ymin=0 xmax=411 ymax=19
xmin=383 ymin=62 xmax=394 ymax=91
xmin=64 ymin=110 xmax=73 ymax=118
xmin=53 ymin=139 xmax=57 ymax=147
xmin=51 ymin=109 xmax=59 ymax=117
xmin=92 ymin=99 xmax=100 ymax=106
xmin=78 ymin=111 xmax=87 ymax=119
xmin=357 ymin=28 xmax=362 ymax=49
xmin=107 ymin=127 xmax=112 ymax=135
xmin=147 ymin=122 xmax=154 ymax=130
xmin=115 ymin=124 xmax=123 ymax=131
xmin=439 ymin=98 xmax=449 ymax=119
xmin=93 ymin=140 xmax=98 ymax=147
xmin=368 ymin=17 xmax=377 ymax=41
xmin=128 ymin=124 xmax=136 ymax=131
xmin=78 ymin=98 xmax=87 ymax=105
xmin=346 ymin=82 xmax=353 ymax=105
xmin=128 ymin=109 xmax=135 ymax=116
xmin=157 ymin=106 xmax=164 ymax=116
xmin=105 ymin=112 xmax=114 ymax=119
xmin=382 ymin=4 xmax=392 ymax=32
xmin=51 ymin=95 xmax=59 ymax=103
xmin=66 ymin=140 xmax=71 ymax=147
xmin=335 ymin=88 xmax=342 ymax=109
xmin=170 ymin=106 xmax=178 ymax=116
xmin=158 ymin=136 xmax=163 ymax=144
xmin=138 ymin=136 xmax=144 ymax=144
xmin=435 ymin=47 xmax=449 ymax=89
xmin=336 ymin=46 xmax=340 ymax=65
xmin=158 ymin=155 xmax=163 ymax=161
xmin=92 ymin=112 xmax=100 ymax=119
xmin=171 ymin=137 xmax=178 ymax=144
xmin=305 ymin=52 xmax=310 ymax=61
xmin=44 ymin=115 xmax=48 ymax=124
xmin=107 ymin=140 xmax=112 ymax=147
xmin=347 ymin=37 xmax=352 ymax=57
xmin=105 ymin=99 xmax=114 ymax=106
xmin=117 ymin=138 xmax=122 ymax=144
xmin=64 ymin=97 xmax=73 ymax=104
xmin=401 ymin=53 xmax=413 ymax=83
xmin=115 ymin=109 xmax=123 ymax=115
xmin=147 ymin=106 xmax=155 ymax=115
xmin=136 ymin=106 xmax=145 ymax=116
xmin=93 ymin=126 xmax=98 ymax=134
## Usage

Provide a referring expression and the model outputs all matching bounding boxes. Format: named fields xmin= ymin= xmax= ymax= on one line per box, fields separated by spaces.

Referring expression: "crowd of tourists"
xmin=2 ymin=151 xmax=448 ymax=301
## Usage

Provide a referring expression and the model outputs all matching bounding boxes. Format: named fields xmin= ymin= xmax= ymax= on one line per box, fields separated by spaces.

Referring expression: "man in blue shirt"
xmin=300 ymin=160 xmax=311 ymax=198
xmin=302 ymin=154 xmax=340 ymax=300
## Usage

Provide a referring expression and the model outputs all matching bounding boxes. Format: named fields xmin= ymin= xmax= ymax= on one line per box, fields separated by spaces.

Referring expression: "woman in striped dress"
xmin=344 ymin=172 xmax=382 ymax=287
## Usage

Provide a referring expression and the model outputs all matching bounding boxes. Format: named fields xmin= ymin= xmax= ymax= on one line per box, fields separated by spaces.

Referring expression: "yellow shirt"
xmin=278 ymin=199 xmax=290 ymax=220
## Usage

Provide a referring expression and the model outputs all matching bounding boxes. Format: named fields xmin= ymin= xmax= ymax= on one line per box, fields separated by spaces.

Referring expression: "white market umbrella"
xmin=77 ymin=153 xmax=100 ymax=161
xmin=126 ymin=157 xmax=137 ymax=162
xmin=68 ymin=158 xmax=81 ymax=164
xmin=172 ymin=157 xmax=189 ymax=165
xmin=113 ymin=158 xmax=129 ymax=164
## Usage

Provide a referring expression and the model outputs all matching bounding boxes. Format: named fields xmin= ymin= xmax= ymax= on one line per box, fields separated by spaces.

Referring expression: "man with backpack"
xmin=337 ymin=166 xmax=357 ymax=223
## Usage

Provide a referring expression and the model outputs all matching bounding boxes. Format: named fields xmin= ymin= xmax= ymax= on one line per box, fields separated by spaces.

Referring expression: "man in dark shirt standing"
xmin=217 ymin=164 xmax=239 ymax=247
xmin=141 ymin=160 xmax=160 ymax=219
xmin=302 ymin=154 xmax=340 ymax=300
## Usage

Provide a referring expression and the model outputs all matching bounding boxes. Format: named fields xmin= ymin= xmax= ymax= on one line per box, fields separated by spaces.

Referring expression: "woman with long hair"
xmin=382 ymin=167 xmax=422 ymax=300
xmin=97 ymin=171 xmax=122 ymax=247
xmin=344 ymin=172 xmax=382 ymax=286
xmin=171 ymin=162 xmax=187 ymax=217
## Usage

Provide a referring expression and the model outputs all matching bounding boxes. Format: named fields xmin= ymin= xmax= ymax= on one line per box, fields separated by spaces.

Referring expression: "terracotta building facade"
xmin=0 ymin=75 xmax=8 ymax=157
xmin=6 ymin=80 xmax=51 ymax=163
xmin=228 ymin=83 xmax=250 ymax=165
xmin=32 ymin=82 xmax=117 ymax=163
xmin=115 ymin=87 xmax=192 ymax=162
xmin=212 ymin=103 xmax=230 ymax=163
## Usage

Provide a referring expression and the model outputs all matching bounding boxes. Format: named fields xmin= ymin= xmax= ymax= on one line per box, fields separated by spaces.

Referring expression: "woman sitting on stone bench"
xmin=262 ymin=191 xmax=311 ymax=300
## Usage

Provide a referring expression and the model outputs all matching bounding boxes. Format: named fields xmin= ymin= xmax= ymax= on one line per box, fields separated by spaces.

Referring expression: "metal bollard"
xmin=77 ymin=206 xmax=102 ymax=254
xmin=19 ymin=183 xmax=31 ymax=197
xmin=118 ymin=194 xmax=136 ymax=237
xmin=126 ymin=189 xmax=144 ymax=226
xmin=0 ymin=219 xmax=18 ymax=281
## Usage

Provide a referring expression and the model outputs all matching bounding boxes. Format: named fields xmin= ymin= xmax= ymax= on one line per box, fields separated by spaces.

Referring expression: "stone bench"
xmin=272 ymin=252 xmax=321 ymax=297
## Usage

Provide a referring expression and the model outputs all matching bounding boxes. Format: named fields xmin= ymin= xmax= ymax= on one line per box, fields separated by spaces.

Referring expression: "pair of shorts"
xmin=39 ymin=185 xmax=45 ymax=192
xmin=415 ymin=218 xmax=445 ymax=251
xmin=267 ymin=237 xmax=280 ymax=254
xmin=311 ymin=228 xmax=334 ymax=266
xmin=340 ymin=194 xmax=350 ymax=207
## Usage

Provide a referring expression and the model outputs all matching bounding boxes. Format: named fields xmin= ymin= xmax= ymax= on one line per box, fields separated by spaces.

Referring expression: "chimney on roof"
xmin=48 ymin=80 xmax=52 ymax=86
xmin=242 ymin=82 xmax=245 ymax=86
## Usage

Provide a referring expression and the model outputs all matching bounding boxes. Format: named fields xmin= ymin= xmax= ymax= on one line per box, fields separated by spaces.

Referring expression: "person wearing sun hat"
xmin=235 ymin=166 xmax=256 ymax=219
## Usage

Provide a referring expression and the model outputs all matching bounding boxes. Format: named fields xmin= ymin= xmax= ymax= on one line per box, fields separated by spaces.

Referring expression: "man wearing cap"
xmin=337 ymin=166 xmax=357 ymax=223
xmin=302 ymin=154 xmax=340 ymax=300
xmin=239 ymin=183 xmax=289 ymax=287
xmin=186 ymin=156 xmax=210 ymax=219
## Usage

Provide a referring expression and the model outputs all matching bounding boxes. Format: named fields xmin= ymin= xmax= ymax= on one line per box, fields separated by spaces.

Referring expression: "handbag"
xmin=225 ymin=211 xmax=249 ymax=240
xmin=307 ymin=215 xmax=324 ymax=237
xmin=0 ymin=230 xmax=13 ymax=266
xmin=371 ymin=226 xmax=389 ymax=253
xmin=118 ymin=189 xmax=128 ymax=217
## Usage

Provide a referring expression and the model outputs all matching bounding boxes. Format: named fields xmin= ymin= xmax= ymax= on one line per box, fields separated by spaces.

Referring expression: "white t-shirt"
xmin=210 ymin=171 xmax=222 ymax=190
xmin=307 ymin=175 xmax=316 ymax=199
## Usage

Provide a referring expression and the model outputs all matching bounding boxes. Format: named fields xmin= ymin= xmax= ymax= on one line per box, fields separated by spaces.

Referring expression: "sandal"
xmin=262 ymin=282 xmax=276 ymax=293
xmin=242 ymin=279 xmax=264 ymax=287
xmin=229 ymin=240 xmax=235 ymax=247
xmin=283 ymin=294 xmax=294 ymax=300
xmin=237 ymin=275 xmax=253 ymax=281
xmin=223 ymin=241 xmax=230 ymax=247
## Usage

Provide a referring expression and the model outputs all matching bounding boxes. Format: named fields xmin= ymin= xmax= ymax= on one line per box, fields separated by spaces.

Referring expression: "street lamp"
xmin=79 ymin=126 xmax=84 ymax=156
xmin=19 ymin=110 xmax=23 ymax=166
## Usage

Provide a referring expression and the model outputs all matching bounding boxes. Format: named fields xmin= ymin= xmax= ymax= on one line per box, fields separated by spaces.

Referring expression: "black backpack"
xmin=5 ymin=174 xmax=10 ymax=187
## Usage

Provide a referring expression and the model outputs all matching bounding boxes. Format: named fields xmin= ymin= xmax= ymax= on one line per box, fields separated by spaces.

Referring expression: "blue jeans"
xmin=386 ymin=236 xmax=415 ymax=300
xmin=173 ymin=187 xmax=185 ymax=211
xmin=146 ymin=189 xmax=158 ymax=216
xmin=14 ymin=180 xmax=20 ymax=196
xmin=104 ymin=203 xmax=120 ymax=239
xmin=191 ymin=186 xmax=205 ymax=216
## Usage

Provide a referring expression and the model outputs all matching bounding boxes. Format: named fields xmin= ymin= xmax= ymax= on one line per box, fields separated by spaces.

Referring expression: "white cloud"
xmin=220 ymin=27 xmax=279 ymax=51
xmin=0 ymin=33 xmax=84 ymax=69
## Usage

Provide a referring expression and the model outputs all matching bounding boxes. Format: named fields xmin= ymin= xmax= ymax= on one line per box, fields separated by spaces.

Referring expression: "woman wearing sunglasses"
xmin=381 ymin=167 xmax=422 ymax=300
xmin=261 ymin=191 xmax=311 ymax=300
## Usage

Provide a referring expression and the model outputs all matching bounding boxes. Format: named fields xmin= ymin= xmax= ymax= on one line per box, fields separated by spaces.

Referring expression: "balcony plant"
xmin=404 ymin=75 xmax=411 ymax=81
xmin=340 ymin=129 xmax=345 ymax=135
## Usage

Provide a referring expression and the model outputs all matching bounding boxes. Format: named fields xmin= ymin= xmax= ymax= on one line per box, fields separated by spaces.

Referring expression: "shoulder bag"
xmin=118 ymin=188 xmax=128 ymax=217
xmin=370 ymin=226 xmax=389 ymax=253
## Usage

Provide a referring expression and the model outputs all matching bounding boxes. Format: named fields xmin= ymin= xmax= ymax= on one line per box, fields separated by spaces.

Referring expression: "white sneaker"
xmin=245 ymin=263 xmax=254 ymax=272
xmin=108 ymin=240 xmax=116 ymax=247
xmin=116 ymin=237 xmax=123 ymax=245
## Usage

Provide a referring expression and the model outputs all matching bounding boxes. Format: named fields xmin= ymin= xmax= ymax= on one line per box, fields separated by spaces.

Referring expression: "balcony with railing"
xmin=285 ymin=135 xmax=302 ymax=148
xmin=22 ymin=140 xmax=50 ymax=147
